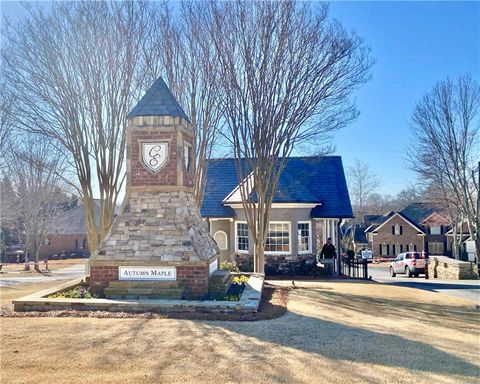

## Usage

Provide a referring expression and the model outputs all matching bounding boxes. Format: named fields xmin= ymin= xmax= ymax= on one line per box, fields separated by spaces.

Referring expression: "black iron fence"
xmin=340 ymin=256 xmax=369 ymax=280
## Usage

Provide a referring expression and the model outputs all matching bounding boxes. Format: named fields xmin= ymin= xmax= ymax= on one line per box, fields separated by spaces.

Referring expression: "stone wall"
xmin=92 ymin=191 xmax=218 ymax=265
xmin=14 ymin=275 xmax=264 ymax=313
xmin=90 ymin=190 xmax=219 ymax=298
xmin=428 ymin=256 xmax=479 ymax=280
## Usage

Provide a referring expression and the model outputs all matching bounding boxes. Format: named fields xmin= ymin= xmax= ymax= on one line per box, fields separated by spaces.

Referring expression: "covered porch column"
xmin=315 ymin=218 xmax=343 ymax=275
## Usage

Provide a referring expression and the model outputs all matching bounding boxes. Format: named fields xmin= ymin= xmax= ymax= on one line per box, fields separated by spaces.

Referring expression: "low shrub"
xmin=224 ymin=274 xmax=248 ymax=301
xmin=219 ymin=261 xmax=239 ymax=272
xmin=48 ymin=286 xmax=96 ymax=299
xmin=265 ymin=258 xmax=333 ymax=277
xmin=210 ymin=274 xmax=249 ymax=301
xmin=233 ymin=254 xmax=254 ymax=272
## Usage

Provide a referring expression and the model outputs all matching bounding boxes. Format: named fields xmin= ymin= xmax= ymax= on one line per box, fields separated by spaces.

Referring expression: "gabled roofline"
xmin=444 ymin=218 xmax=472 ymax=235
xmin=371 ymin=212 xmax=425 ymax=234
xmin=222 ymin=172 xmax=254 ymax=204
xmin=420 ymin=212 xmax=450 ymax=226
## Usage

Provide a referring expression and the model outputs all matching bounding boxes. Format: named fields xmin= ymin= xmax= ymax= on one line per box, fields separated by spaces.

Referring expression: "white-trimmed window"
xmin=235 ymin=222 xmax=249 ymax=253
xmin=214 ymin=231 xmax=228 ymax=251
xmin=265 ymin=221 xmax=291 ymax=254
xmin=393 ymin=224 xmax=402 ymax=235
xmin=297 ymin=221 xmax=311 ymax=254
xmin=430 ymin=226 xmax=441 ymax=235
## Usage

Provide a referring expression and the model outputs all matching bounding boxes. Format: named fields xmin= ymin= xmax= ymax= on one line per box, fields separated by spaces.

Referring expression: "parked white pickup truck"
xmin=390 ymin=252 xmax=427 ymax=277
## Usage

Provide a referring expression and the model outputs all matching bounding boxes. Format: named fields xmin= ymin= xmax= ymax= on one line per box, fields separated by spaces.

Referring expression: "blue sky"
xmin=2 ymin=1 xmax=479 ymax=195
xmin=328 ymin=1 xmax=480 ymax=195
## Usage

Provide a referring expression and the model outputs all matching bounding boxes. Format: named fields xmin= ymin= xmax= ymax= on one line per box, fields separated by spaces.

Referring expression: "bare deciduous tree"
xmin=8 ymin=135 xmax=67 ymax=271
xmin=409 ymin=74 xmax=479 ymax=258
xmin=145 ymin=2 xmax=224 ymax=205
xmin=348 ymin=159 xmax=380 ymax=222
xmin=200 ymin=1 xmax=372 ymax=272
xmin=0 ymin=81 xmax=14 ymax=160
xmin=1 ymin=1 xmax=157 ymax=252
xmin=345 ymin=159 xmax=379 ymax=248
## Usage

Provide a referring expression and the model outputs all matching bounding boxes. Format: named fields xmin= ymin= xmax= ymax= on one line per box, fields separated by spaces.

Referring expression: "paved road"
xmin=0 ymin=263 xmax=86 ymax=287
xmin=369 ymin=266 xmax=480 ymax=304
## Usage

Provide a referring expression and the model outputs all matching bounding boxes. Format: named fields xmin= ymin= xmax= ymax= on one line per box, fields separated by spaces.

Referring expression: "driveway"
xmin=0 ymin=263 xmax=86 ymax=287
xmin=368 ymin=266 xmax=480 ymax=304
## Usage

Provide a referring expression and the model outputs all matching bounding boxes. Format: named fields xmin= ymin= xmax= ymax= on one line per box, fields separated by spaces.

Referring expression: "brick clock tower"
xmin=89 ymin=78 xmax=219 ymax=299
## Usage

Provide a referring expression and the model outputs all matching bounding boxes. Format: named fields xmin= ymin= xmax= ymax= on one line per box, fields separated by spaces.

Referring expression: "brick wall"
xmin=370 ymin=215 xmax=425 ymax=257
xmin=39 ymin=234 xmax=88 ymax=259
xmin=176 ymin=265 xmax=209 ymax=299
xmin=89 ymin=264 xmax=210 ymax=299
xmin=90 ymin=265 xmax=119 ymax=294
xmin=130 ymin=130 xmax=178 ymax=186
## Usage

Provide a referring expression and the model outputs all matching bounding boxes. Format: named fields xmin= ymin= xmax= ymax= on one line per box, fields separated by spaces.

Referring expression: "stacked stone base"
xmin=209 ymin=270 xmax=232 ymax=299
xmin=89 ymin=190 xmax=219 ymax=300
xmin=104 ymin=281 xmax=183 ymax=300
xmin=90 ymin=264 xmax=210 ymax=299
xmin=428 ymin=256 xmax=479 ymax=280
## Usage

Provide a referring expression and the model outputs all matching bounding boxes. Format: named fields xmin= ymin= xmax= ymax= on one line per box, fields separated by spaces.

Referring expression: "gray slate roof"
xmin=400 ymin=202 xmax=439 ymax=225
xmin=127 ymin=77 xmax=190 ymax=122
xmin=364 ymin=211 xmax=396 ymax=233
xmin=48 ymin=202 xmax=100 ymax=235
xmin=364 ymin=211 xmax=425 ymax=234
xmin=48 ymin=200 xmax=121 ymax=235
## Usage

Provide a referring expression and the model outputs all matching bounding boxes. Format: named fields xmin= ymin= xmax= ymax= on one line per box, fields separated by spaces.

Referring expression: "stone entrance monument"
xmin=89 ymin=78 xmax=219 ymax=299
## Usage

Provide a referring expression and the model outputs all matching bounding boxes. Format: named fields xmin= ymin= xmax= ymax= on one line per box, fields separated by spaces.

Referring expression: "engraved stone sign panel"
xmin=119 ymin=266 xmax=176 ymax=281
xmin=142 ymin=142 xmax=169 ymax=173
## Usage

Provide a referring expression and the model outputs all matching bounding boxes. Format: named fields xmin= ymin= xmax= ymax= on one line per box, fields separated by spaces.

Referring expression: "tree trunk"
xmin=34 ymin=248 xmax=40 ymax=272
xmin=254 ymin=241 xmax=265 ymax=274
xmin=82 ymin=197 xmax=100 ymax=253
xmin=476 ymin=162 xmax=480 ymax=260
xmin=24 ymin=252 xmax=30 ymax=271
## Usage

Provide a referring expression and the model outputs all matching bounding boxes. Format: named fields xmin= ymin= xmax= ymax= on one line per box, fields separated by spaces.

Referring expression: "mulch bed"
xmin=0 ymin=283 xmax=290 ymax=322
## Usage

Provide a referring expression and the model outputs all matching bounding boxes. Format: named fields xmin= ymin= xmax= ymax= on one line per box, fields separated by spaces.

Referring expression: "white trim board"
xmin=225 ymin=203 xmax=319 ymax=209
xmin=372 ymin=212 xmax=425 ymax=234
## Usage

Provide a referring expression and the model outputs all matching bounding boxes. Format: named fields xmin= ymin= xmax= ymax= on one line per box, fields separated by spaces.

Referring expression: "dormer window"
xmin=430 ymin=225 xmax=441 ymax=235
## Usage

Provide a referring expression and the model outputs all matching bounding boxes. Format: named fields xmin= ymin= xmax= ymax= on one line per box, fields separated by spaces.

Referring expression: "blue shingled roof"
xmin=127 ymin=77 xmax=190 ymax=121
xmin=200 ymin=156 xmax=353 ymax=218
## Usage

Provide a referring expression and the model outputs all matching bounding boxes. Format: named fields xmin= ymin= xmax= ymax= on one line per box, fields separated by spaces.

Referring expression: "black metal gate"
xmin=340 ymin=257 xmax=369 ymax=280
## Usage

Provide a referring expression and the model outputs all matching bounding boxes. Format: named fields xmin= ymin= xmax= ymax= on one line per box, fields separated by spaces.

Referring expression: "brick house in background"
xmin=365 ymin=202 xmax=450 ymax=258
xmin=39 ymin=200 xmax=101 ymax=259
xmin=401 ymin=203 xmax=451 ymax=256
